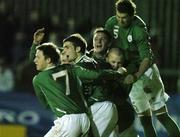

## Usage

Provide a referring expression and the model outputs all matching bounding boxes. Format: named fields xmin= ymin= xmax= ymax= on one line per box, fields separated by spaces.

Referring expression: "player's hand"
xmin=123 ymin=74 xmax=136 ymax=84
xmin=33 ymin=28 xmax=45 ymax=45
xmin=117 ymin=67 xmax=127 ymax=75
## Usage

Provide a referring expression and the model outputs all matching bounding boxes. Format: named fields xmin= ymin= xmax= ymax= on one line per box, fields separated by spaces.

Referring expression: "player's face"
xmin=60 ymin=51 xmax=74 ymax=64
xmin=116 ymin=11 xmax=132 ymax=28
xmin=62 ymin=41 xmax=78 ymax=63
xmin=106 ymin=53 xmax=123 ymax=70
xmin=93 ymin=32 xmax=109 ymax=53
xmin=34 ymin=50 xmax=49 ymax=71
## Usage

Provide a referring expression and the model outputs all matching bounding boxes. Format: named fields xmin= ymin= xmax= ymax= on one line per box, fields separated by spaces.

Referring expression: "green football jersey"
xmin=105 ymin=15 xmax=154 ymax=73
xmin=33 ymin=64 xmax=119 ymax=117
xmin=75 ymin=55 xmax=108 ymax=105
xmin=33 ymin=64 xmax=88 ymax=117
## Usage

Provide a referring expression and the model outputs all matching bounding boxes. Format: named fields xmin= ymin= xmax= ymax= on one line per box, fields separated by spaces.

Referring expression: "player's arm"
xmin=32 ymin=76 xmax=49 ymax=108
xmin=135 ymin=27 xmax=153 ymax=78
xmin=124 ymin=27 xmax=153 ymax=84
xmin=134 ymin=57 xmax=151 ymax=79
xmin=124 ymin=58 xmax=151 ymax=84
xmin=74 ymin=66 xmax=100 ymax=80
xmin=29 ymin=28 xmax=45 ymax=62
xmin=74 ymin=65 xmax=122 ymax=81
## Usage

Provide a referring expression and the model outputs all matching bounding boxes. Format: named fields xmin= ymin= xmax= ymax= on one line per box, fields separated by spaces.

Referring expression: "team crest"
xmin=127 ymin=35 xmax=132 ymax=42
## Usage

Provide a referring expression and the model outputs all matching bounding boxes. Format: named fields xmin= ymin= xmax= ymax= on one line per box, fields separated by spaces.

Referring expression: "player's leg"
xmin=90 ymin=101 xmax=118 ymax=137
xmin=81 ymin=113 xmax=91 ymax=137
xmin=44 ymin=113 xmax=90 ymax=137
xmin=138 ymin=109 xmax=157 ymax=137
xmin=129 ymin=79 xmax=157 ymax=137
xmin=116 ymin=101 xmax=138 ymax=137
xmin=151 ymin=90 xmax=179 ymax=137
xmin=154 ymin=106 xmax=180 ymax=137
xmin=150 ymin=64 xmax=180 ymax=137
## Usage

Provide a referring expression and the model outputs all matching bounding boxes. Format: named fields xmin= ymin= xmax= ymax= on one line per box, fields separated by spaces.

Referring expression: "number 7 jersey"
xmin=33 ymin=64 xmax=88 ymax=117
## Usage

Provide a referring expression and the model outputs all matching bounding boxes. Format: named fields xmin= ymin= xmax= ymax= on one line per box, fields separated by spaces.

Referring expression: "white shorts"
xmin=44 ymin=113 xmax=90 ymax=137
xmin=90 ymin=101 xmax=118 ymax=137
xmin=129 ymin=64 xmax=169 ymax=113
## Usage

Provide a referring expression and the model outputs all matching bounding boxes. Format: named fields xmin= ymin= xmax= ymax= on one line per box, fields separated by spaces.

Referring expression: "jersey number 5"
xmin=52 ymin=70 xmax=70 ymax=95
xmin=113 ymin=25 xmax=119 ymax=39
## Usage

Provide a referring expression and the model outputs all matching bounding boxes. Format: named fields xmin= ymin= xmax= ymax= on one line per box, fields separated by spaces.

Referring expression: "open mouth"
xmin=96 ymin=45 xmax=102 ymax=48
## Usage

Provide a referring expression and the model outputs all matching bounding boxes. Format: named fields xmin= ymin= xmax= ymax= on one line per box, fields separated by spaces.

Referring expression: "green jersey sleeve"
xmin=74 ymin=66 xmax=122 ymax=81
xmin=133 ymin=26 xmax=154 ymax=61
xmin=74 ymin=66 xmax=100 ymax=80
xmin=33 ymin=76 xmax=50 ymax=108
xmin=29 ymin=43 xmax=39 ymax=62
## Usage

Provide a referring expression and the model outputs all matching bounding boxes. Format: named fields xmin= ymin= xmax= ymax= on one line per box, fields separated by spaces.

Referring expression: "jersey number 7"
xmin=52 ymin=70 xmax=70 ymax=95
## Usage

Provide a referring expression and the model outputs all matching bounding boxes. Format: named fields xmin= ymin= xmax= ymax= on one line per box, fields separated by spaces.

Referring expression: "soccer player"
xmin=106 ymin=47 xmax=124 ymax=71
xmin=33 ymin=43 xmax=122 ymax=137
xmin=33 ymin=43 xmax=90 ymax=137
xmin=106 ymin=47 xmax=137 ymax=137
xmin=30 ymin=29 xmax=123 ymax=137
xmin=90 ymin=28 xmax=137 ymax=137
xmin=88 ymin=27 xmax=111 ymax=63
xmin=105 ymin=0 xmax=180 ymax=137
xmin=62 ymin=34 xmax=118 ymax=137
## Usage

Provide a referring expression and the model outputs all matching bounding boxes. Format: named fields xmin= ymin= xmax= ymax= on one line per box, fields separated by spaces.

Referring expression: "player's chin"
xmin=36 ymin=66 xmax=40 ymax=71
xmin=95 ymin=48 xmax=103 ymax=53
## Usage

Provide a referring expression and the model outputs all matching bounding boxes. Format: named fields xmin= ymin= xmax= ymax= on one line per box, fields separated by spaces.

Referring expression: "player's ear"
xmin=46 ymin=58 xmax=51 ymax=64
xmin=76 ymin=46 xmax=81 ymax=53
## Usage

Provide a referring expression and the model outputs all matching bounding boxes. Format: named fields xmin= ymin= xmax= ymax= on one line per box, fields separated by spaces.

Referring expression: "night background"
xmin=0 ymin=0 xmax=179 ymax=136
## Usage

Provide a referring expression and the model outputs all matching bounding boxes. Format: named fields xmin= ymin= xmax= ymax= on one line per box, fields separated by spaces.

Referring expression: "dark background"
xmin=0 ymin=0 xmax=179 ymax=94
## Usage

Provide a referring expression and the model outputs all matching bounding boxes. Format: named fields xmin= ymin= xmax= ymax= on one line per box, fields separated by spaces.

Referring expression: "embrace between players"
xmin=29 ymin=0 xmax=180 ymax=137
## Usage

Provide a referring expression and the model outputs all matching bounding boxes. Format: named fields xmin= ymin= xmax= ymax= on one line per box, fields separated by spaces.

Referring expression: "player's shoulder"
xmin=78 ymin=55 xmax=97 ymax=66
xmin=78 ymin=55 xmax=97 ymax=69
xmin=132 ymin=15 xmax=147 ymax=29
xmin=33 ymin=68 xmax=55 ymax=80
xmin=82 ymin=55 xmax=97 ymax=63
xmin=131 ymin=15 xmax=148 ymax=35
xmin=32 ymin=74 xmax=40 ymax=85
xmin=105 ymin=16 xmax=117 ymax=26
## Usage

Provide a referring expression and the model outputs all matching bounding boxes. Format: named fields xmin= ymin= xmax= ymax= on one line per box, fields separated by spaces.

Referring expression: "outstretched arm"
xmin=74 ymin=65 xmax=123 ymax=82
xmin=29 ymin=28 xmax=45 ymax=62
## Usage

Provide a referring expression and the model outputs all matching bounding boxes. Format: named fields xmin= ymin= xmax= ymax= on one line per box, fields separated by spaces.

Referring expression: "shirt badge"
xmin=127 ymin=35 xmax=132 ymax=42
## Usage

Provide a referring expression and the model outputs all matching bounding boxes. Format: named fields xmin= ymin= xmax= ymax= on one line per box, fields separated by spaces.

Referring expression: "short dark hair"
xmin=93 ymin=27 xmax=112 ymax=42
xmin=116 ymin=0 xmax=136 ymax=16
xmin=63 ymin=33 xmax=87 ymax=54
xmin=37 ymin=42 xmax=60 ymax=65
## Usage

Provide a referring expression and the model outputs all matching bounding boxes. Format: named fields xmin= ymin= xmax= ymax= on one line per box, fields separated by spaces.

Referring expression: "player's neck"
xmin=75 ymin=53 xmax=84 ymax=63
xmin=43 ymin=64 xmax=56 ymax=71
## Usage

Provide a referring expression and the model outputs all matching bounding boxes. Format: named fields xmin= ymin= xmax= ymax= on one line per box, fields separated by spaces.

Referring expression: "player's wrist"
xmin=33 ymin=40 xmax=40 ymax=45
xmin=132 ymin=73 xmax=139 ymax=81
xmin=133 ymin=72 xmax=141 ymax=81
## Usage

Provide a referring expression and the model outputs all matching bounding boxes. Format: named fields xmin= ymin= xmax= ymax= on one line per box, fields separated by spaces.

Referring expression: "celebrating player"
xmin=33 ymin=43 xmax=90 ymax=137
xmin=105 ymin=0 xmax=180 ymax=137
